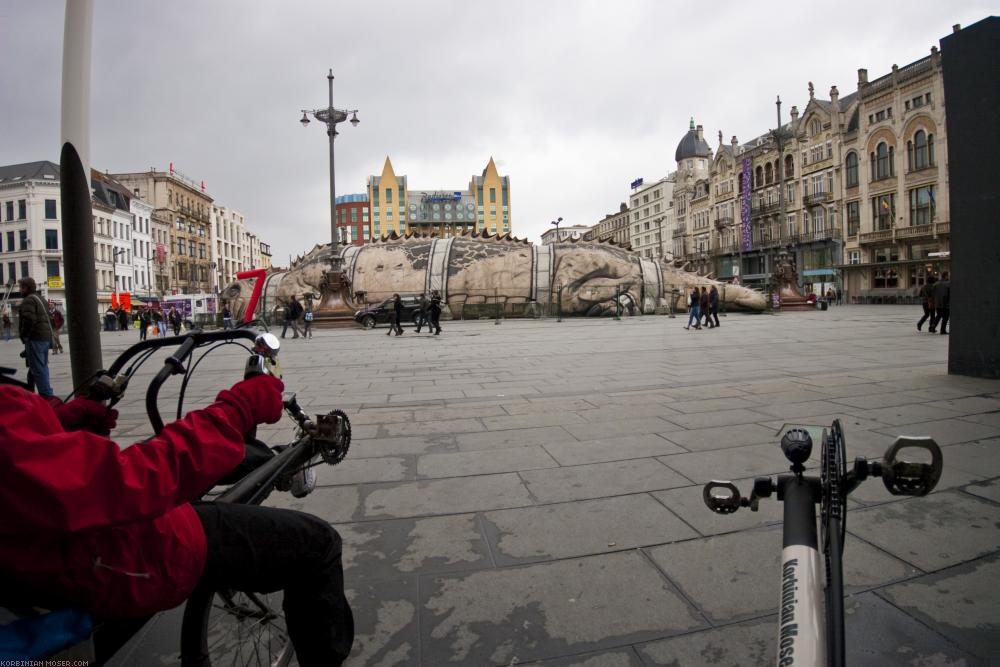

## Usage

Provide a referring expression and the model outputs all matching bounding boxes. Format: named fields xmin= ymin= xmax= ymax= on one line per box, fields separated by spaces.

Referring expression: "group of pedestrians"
xmin=281 ymin=295 xmax=314 ymax=339
xmin=389 ymin=291 xmax=442 ymax=336
xmin=684 ymin=285 xmax=720 ymax=330
xmin=916 ymin=272 xmax=950 ymax=335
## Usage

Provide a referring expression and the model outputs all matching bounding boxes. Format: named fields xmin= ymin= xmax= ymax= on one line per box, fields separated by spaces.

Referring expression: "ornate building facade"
xmin=585 ymin=202 xmax=631 ymax=247
xmin=670 ymin=44 xmax=949 ymax=301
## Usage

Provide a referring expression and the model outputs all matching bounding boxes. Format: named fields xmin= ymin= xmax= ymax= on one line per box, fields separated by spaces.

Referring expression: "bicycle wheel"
xmin=180 ymin=587 xmax=294 ymax=667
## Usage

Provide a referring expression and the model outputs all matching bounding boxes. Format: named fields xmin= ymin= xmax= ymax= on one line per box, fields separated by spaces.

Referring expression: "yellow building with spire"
xmin=366 ymin=157 xmax=512 ymax=240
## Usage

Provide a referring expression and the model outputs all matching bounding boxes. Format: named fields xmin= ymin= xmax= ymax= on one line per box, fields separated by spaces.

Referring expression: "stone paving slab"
xmin=644 ymin=526 xmax=918 ymax=624
xmin=359 ymin=472 xmax=535 ymax=520
xmin=651 ymin=480 xmax=785 ymax=537
xmin=877 ymin=553 xmax=1000 ymax=662
xmin=659 ymin=423 xmax=778 ymax=452
xmin=416 ymin=445 xmax=559 ymax=479
xmin=341 ymin=514 xmax=492 ymax=581
xmin=419 ymin=551 xmax=706 ymax=665
xmin=346 ymin=575 xmax=421 ymax=667
xmin=481 ymin=494 xmax=698 ymax=566
xmin=848 ymin=491 xmax=1000 ymax=571
xmin=874 ymin=418 xmax=1000 ymax=446
xmin=962 ymin=478 xmax=1000 ymax=503
xmin=542 ymin=433 xmax=686 ymax=466
xmin=524 ymin=647 xmax=644 ymax=666
xmin=456 ymin=425 xmax=577 ymax=451
xmin=519 ymin=458 xmax=692 ymax=503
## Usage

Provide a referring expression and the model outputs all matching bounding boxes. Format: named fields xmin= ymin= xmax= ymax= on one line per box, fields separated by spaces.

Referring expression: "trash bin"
xmin=819 ymin=299 xmax=828 ymax=311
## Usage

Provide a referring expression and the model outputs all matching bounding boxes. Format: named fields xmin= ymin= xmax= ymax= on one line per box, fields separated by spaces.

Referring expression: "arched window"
xmin=910 ymin=130 xmax=933 ymax=170
xmin=755 ymin=166 xmax=764 ymax=188
xmin=875 ymin=142 xmax=894 ymax=180
xmin=784 ymin=154 xmax=794 ymax=179
xmin=764 ymin=163 xmax=773 ymax=184
xmin=810 ymin=118 xmax=822 ymax=136
xmin=845 ymin=152 xmax=859 ymax=187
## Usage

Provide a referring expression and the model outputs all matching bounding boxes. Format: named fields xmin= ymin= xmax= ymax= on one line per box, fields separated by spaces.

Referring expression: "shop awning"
xmin=836 ymin=257 xmax=951 ymax=270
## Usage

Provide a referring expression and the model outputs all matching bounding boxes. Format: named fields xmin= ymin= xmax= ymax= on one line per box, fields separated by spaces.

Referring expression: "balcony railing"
xmin=714 ymin=243 xmax=741 ymax=256
xmin=859 ymin=228 xmax=894 ymax=244
xmin=672 ymin=224 xmax=687 ymax=239
xmin=804 ymin=191 xmax=832 ymax=205
xmin=895 ymin=223 xmax=933 ymax=240
xmin=797 ymin=228 xmax=843 ymax=243
xmin=935 ymin=221 xmax=950 ymax=235
xmin=751 ymin=201 xmax=781 ymax=216
xmin=714 ymin=216 xmax=734 ymax=229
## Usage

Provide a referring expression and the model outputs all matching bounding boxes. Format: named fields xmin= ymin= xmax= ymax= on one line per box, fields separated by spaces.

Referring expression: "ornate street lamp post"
xmin=299 ymin=69 xmax=360 ymax=249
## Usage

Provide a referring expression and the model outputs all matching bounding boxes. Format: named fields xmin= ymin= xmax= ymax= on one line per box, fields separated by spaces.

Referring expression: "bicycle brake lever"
xmin=881 ymin=436 xmax=943 ymax=496
xmin=703 ymin=481 xmax=743 ymax=514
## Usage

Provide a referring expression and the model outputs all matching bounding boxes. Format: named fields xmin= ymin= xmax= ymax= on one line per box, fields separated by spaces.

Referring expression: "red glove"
xmin=215 ymin=374 xmax=285 ymax=432
xmin=49 ymin=396 xmax=119 ymax=436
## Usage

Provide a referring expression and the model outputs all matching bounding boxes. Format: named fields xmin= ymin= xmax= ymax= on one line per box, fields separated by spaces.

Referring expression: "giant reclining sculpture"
xmin=223 ymin=232 xmax=766 ymax=324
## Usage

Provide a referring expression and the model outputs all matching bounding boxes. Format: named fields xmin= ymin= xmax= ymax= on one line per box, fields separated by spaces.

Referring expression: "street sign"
xmin=47 ymin=276 xmax=63 ymax=289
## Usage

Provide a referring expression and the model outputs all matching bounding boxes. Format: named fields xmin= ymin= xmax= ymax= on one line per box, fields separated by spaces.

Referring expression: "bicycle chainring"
xmin=315 ymin=409 xmax=351 ymax=466
xmin=821 ymin=419 xmax=848 ymax=558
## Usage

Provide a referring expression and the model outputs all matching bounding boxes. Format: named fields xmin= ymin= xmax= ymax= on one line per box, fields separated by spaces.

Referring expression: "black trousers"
xmin=710 ymin=305 xmax=720 ymax=327
xmin=933 ymin=307 xmax=950 ymax=333
xmin=192 ymin=503 xmax=354 ymax=667
xmin=917 ymin=303 xmax=932 ymax=329
xmin=429 ymin=310 xmax=441 ymax=332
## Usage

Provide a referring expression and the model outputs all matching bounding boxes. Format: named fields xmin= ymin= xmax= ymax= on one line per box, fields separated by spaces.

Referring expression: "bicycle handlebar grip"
xmin=881 ymin=436 xmax=943 ymax=496
xmin=703 ymin=481 xmax=743 ymax=514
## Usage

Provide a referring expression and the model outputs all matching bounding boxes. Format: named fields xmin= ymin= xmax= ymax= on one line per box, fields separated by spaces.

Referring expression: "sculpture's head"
xmin=221 ymin=277 xmax=257 ymax=323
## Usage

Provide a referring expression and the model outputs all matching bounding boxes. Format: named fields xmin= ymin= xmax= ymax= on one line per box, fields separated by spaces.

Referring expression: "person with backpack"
xmin=303 ymin=305 xmax=314 ymax=339
xmin=50 ymin=307 xmax=65 ymax=354
xmin=16 ymin=277 xmax=53 ymax=396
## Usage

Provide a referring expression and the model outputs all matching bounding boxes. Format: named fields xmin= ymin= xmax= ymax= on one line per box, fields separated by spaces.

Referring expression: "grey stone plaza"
xmin=9 ymin=306 xmax=998 ymax=665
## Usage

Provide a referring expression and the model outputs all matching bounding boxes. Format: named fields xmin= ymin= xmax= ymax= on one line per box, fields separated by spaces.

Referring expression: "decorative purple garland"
xmin=741 ymin=158 xmax=752 ymax=251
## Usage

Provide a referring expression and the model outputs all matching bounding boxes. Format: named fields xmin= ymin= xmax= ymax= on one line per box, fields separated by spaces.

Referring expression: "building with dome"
xmin=671 ymin=119 xmax=713 ymax=273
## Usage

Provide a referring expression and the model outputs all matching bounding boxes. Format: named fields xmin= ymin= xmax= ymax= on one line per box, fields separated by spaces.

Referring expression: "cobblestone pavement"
xmin=7 ymin=305 xmax=998 ymax=665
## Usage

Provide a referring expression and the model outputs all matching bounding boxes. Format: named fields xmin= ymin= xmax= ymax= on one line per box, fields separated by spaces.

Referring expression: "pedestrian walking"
xmin=684 ymin=286 xmax=702 ymax=330
xmin=916 ymin=277 xmax=936 ymax=332
xmin=387 ymin=294 xmax=404 ymax=336
xmin=155 ymin=308 xmax=166 ymax=337
xmin=281 ymin=296 xmax=303 ymax=339
xmin=429 ymin=290 xmax=443 ymax=335
xmin=17 ymin=277 xmax=53 ymax=396
xmin=2 ymin=312 xmax=11 ymax=342
xmin=415 ymin=294 xmax=430 ymax=333
xmin=50 ymin=307 xmax=65 ymax=354
xmin=930 ymin=272 xmax=950 ymax=335
xmin=303 ymin=306 xmax=314 ymax=339
xmin=709 ymin=285 xmax=720 ymax=328
xmin=117 ymin=306 xmax=128 ymax=333
xmin=138 ymin=307 xmax=151 ymax=341
xmin=700 ymin=287 xmax=713 ymax=328
xmin=105 ymin=307 xmax=116 ymax=331
xmin=222 ymin=304 xmax=233 ymax=330
xmin=169 ymin=307 xmax=183 ymax=336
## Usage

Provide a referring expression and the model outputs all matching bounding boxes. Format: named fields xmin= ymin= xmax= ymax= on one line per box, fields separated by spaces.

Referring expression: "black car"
xmin=354 ymin=295 xmax=426 ymax=329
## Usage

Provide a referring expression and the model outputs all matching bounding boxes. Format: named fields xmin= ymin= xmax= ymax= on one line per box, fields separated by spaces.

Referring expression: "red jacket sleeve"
xmin=0 ymin=386 xmax=248 ymax=534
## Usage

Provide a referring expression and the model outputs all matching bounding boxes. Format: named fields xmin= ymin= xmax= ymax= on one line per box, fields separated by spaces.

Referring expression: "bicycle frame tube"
xmin=215 ymin=435 xmax=314 ymax=506
xmin=777 ymin=475 xmax=824 ymax=667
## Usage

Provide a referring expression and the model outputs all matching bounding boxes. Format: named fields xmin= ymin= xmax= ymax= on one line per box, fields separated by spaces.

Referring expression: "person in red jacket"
xmin=0 ymin=374 xmax=353 ymax=666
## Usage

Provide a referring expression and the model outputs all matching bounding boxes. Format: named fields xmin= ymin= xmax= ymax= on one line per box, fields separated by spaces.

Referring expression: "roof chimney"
xmin=858 ymin=68 xmax=868 ymax=85
xmin=830 ymin=85 xmax=840 ymax=108
xmin=790 ymin=106 xmax=799 ymax=121
xmin=953 ymin=24 xmax=961 ymax=33
xmin=696 ymin=124 xmax=703 ymax=141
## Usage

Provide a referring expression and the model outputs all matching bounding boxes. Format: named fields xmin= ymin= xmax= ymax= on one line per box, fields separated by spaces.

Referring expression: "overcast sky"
xmin=1 ymin=1 xmax=992 ymax=264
